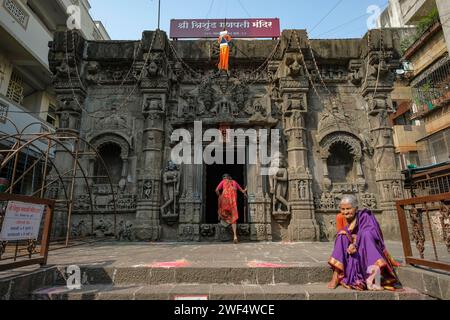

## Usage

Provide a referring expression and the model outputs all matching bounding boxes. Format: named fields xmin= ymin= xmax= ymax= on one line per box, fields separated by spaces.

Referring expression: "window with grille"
xmin=46 ymin=104 xmax=57 ymax=126
xmin=430 ymin=133 xmax=448 ymax=164
xmin=3 ymin=0 xmax=30 ymax=29
xmin=6 ymin=71 xmax=24 ymax=104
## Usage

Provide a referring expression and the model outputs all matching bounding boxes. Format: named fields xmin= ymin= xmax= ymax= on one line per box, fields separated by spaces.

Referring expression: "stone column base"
xmin=132 ymin=224 xmax=161 ymax=241
xmin=178 ymin=224 xmax=200 ymax=242
xmin=288 ymin=218 xmax=319 ymax=241
xmin=250 ymin=223 xmax=272 ymax=241
xmin=379 ymin=209 xmax=401 ymax=240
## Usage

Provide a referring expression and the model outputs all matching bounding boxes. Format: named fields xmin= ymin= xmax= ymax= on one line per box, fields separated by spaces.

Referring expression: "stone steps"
xmin=32 ymin=283 xmax=429 ymax=300
xmin=53 ymin=265 xmax=332 ymax=286
xmin=29 ymin=265 xmax=431 ymax=300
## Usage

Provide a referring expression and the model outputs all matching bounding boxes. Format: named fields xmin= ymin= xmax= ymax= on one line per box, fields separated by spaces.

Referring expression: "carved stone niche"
xmin=319 ymin=132 xmax=366 ymax=192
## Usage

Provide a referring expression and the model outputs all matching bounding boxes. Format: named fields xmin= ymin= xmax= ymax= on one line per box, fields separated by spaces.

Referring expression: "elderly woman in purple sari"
xmin=328 ymin=195 xmax=402 ymax=291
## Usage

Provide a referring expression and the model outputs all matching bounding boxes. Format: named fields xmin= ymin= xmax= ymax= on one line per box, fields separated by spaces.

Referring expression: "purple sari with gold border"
xmin=328 ymin=209 xmax=402 ymax=291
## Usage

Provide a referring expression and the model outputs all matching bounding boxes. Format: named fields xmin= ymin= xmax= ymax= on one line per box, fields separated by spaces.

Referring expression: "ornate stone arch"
xmin=319 ymin=132 xmax=366 ymax=192
xmin=319 ymin=132 xmax=363 ymax=161
xmin=90 ymin=133 xmax=131 ymax=159
xmin=89 ymin=133 xmax=132 ymax=189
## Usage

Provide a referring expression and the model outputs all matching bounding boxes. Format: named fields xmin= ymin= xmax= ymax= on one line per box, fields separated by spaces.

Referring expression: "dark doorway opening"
xmin=327 ymin=142 xmax=356 ymax=183
xmin=204 ymin=161 xmax=247 ymax=224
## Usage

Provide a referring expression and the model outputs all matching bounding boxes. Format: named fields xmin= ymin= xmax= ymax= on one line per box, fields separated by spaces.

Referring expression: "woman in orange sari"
xmin=216 ymin=174 xmax=247 ymax=244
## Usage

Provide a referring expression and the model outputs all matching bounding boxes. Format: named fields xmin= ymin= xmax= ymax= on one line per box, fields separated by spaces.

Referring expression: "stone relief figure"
xmin=143 ymin=180 xmax=153 ymax=199
xmin=99 ymin=108 xmax=127 ymax=129
xmin=117 ymin=220 xmax=133 ymax=241
xmin=298 ymin=180 xmax=307 ymax=199
xmin=383 ymin=183 xmax=391 ymax=200
xmin=253 ymin=99 xmax=267 ymax=117
xmin=199 ymin=82 xmax=215 ymax=112
xmin=360 ymin=193 xmax=377 ymax=210
xmin=392 ymin=181 xmax=403 ymax=200
xmin=290 ymin=111 xmax=303 ymax=129
xmin=144 ymin=99 xmax=163 ymax=113
xmin=60 ymin=112 xmax=70 ymax=129
xmin=318 ymin=192 xmax=336 ymax=210
xmin=160 ymin=161 xmax=181 ymax=219
xmin=269 ymin=155 xmax=290 ymax=213
xmin=285 ymin=54 xmax=303 ymax=77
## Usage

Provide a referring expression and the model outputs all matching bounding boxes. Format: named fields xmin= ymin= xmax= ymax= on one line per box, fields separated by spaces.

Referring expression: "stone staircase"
xmin=31 ymin=265 xmax=430 ymax=300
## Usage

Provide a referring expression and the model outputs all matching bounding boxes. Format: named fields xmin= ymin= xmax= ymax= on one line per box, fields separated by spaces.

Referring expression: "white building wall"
xmin=436 ymin=0 xmax=450 ymax=53
xmin=0 ymin=0 xmax=53 ymax=69
xmin=0 ymin=52 xmax=13 ymax=96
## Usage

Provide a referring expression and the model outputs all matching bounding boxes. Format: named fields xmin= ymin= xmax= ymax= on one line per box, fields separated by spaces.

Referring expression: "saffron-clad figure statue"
xmin=218 ymin=30 xmax=232 ymax=71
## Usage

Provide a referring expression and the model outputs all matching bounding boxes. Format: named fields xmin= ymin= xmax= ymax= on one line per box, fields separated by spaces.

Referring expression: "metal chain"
xmin=305 ymin=31 xmax=333 ymax=97
xmin=293 ymin=30 xmax=324 ymax=104
xmin=63 ymin=29 xmax=159 ymax=120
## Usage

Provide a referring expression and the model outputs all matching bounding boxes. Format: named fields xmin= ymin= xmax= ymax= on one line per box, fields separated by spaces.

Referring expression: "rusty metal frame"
xmin=396 ymin=192 xmax=450 ymax=272
xmin=1 ymin=118 xmax=118 ymax=252
xmin=0 ymin=194 xmax=54 ymax=271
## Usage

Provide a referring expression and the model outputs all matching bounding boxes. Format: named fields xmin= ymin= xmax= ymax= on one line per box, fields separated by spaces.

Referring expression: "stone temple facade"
xmin=48 ymin=29 xmax=407 ymax=242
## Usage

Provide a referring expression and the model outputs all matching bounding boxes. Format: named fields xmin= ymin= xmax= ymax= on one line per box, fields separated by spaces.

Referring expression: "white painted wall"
xmin=379 ymin=0 xmax=407 ymax=28
xmin=57 ymin=0 xmax=110 ymax=40
xmin=436 ymin=0 xmax=450 ymax=53
xmin=0 ymin=52 xmax=13 ymax=96
xmin=0 ymin=1 xmax=53 ymax=70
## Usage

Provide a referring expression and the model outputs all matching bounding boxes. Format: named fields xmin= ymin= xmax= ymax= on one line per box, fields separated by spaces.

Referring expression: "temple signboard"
xmin=170 ymin=18 xmax=280 ymax=39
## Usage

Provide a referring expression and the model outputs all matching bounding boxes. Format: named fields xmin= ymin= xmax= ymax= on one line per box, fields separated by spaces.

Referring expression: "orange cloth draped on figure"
xmin=218 ymin=31 xmax=232 ymax=71
xmin=336 ymin=213 xmax=348 ymax=232
xmin=216 ymin=179 xmax=243 ymax=224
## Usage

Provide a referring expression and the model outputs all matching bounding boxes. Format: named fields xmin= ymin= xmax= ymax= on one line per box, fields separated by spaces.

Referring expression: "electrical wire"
xmin=310 ymin=0 xmax=344 ymax=33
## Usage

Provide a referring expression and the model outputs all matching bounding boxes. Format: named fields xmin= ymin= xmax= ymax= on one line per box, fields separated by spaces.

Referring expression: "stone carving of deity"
xmin=143 ymin=180 xmax=153 ymax=199
xmin=285 ymin=55 xmax=303 ymax=77
xmin=60 ymin=112 xmax=70 ymax=129
xmin=392 ymin=181 xmax=402 ymax=199
xmin=160 ymin=161 xmax=181 ymax=218
xmin=298 ymin=180 xmax=307 ymax=199
xmin=269 ymin=155 xmax=289 ymax=213
xmin=103 ymin=108 xmax=127 ymax=129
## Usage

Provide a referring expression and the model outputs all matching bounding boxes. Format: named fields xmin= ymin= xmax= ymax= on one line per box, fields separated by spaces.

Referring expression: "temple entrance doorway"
xmin=204 ymin=149 xmax=248 ymax=224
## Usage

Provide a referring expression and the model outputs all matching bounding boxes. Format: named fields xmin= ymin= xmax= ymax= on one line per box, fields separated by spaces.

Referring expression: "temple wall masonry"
xmin=48 ymin=28 xmax=412 ymax=242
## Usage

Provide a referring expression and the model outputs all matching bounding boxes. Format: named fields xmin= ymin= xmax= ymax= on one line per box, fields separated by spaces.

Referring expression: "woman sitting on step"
xmin=328 ymin=195 xmax=402 ymax=291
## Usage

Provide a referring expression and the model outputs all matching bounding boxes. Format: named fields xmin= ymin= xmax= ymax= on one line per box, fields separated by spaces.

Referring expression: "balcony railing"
xmin=403 ymin=162 xmax=450 ymax=197
xmin=410 ymin=55 xmax=450 ymax=120
xmin=398 ymin=162 xmax=450 ymax=272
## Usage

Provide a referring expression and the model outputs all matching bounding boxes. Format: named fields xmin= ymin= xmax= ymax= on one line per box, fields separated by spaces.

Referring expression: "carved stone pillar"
xmin=321 ymin=153 xmax=332 ymax=191
xmin=361 ymin=33 xmax=403 ymax=239
xmin=368 ymin=103 xmax=403 ymax=239
xmin=245 ymin=128 xmax=272 ymax=241
xmin=284 ymin=107 xmax=318 ymax=241
xmin=134 ymin=95 xmax=166 ymax=241
xmin=178 ymin=135 xmax=202 ymax=242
